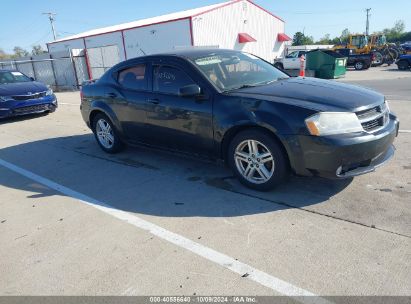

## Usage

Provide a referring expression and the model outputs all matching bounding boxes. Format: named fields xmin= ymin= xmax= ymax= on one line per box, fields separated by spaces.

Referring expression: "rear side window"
xmin=153 ymin=65 xmax=195 ymax=95
xmin=118 ymin=64 xmax=147 ymax=90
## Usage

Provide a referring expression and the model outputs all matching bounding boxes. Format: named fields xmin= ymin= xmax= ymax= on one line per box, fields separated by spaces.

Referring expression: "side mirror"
xmin=179 ymin=84 xmax=201 ymax=97
xmin=30 ymin=77 xmax=35 ymax=81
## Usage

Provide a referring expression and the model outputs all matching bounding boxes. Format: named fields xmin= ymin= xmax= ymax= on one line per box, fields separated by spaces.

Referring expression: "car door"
xmin=283 ymin=51 xmax=300 ymax=69
xmin=112 ymin=61 xmax=153 ymax=143
xmin=145 ymin=58 xmax=214 ymax=156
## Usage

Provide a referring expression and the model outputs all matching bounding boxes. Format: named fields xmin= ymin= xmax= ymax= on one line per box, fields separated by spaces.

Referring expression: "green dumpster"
xmin=306 ymin=49 xmax=347 ymax=79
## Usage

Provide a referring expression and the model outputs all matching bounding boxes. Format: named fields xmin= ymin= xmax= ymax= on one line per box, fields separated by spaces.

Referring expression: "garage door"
xmin=87 ymin=45 xmax=120 ymax=79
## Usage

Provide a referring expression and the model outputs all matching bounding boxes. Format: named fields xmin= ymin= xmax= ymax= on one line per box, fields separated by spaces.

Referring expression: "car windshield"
xmin=0 ymin=71 xmax=32 ymax=84
xmin=190 ymin=52 xmax=289 ymax=92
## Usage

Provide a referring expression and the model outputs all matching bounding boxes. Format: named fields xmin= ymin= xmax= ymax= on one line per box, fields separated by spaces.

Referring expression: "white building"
xmin=47 ymin=0 xmax=290 ymax=79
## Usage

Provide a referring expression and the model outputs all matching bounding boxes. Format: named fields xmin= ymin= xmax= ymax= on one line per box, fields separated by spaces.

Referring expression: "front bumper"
xmin=292 ymin=114 xmax=399 ymax=178
xmin=0 ymin=95 xmax=57 ymax=119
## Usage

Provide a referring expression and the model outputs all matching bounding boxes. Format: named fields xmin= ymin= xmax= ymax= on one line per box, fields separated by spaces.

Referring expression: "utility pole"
xmin=43 ymin=12 xmax=57 ymax=41
xmin=365 ymin=8 xmax=371 ymax=36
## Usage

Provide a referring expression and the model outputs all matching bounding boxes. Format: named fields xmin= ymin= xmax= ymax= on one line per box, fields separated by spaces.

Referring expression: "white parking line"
xmin=58 ymin=102 xmax=80 ymax=106
xmin=399 ymin=130 xmax=411 ymax=133
xmin=0 ymin=158 xmax=331 ymax=304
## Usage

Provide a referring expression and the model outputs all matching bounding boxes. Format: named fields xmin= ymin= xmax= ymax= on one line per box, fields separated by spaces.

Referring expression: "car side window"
xmin=287 ymin=51 xmax=298 ymax=58
xmin=153 ymin=65 xmax=195 ymax=95
xmin=118 ymin=64 xmax=147 ymax=90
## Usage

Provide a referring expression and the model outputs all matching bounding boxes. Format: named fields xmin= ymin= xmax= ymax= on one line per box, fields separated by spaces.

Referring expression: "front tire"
xmin=92 ymin=113 xmax=124 ymax=153
xmin=228 ymin=129 xmax=289 ymax=191
xmin=354 ymin=61 xmax=365 ymax=70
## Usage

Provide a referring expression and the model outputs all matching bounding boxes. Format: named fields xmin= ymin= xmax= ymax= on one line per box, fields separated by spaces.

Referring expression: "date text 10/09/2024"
xmin=149 ymin=296 xmax=257 ymax=303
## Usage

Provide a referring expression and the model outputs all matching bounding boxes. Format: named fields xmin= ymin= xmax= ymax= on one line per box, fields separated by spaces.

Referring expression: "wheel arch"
xmin=220 ymin=123 xmax=292 ymax=169
xmin=89 ymin=101 xmax=122 ymax=133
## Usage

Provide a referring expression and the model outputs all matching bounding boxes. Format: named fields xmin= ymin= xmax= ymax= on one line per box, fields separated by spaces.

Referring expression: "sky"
xmin=0 ymin=0 xmax=409 ymax=53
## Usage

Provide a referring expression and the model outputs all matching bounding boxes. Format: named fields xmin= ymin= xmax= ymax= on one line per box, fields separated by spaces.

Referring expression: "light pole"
xmin=365 ymin=8 xmax=371 ymax=36
xmin=43 ymin=12 xmax=57 ymax=41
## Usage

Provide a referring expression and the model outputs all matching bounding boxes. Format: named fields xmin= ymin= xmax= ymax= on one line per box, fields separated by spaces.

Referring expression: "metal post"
xmin=30 ymin=57 xmax=38 ymax=80
xmin=50 ymin=54 xmax=58 ymax=89
xmin=70 ymin=49 xmax=80 ymax=89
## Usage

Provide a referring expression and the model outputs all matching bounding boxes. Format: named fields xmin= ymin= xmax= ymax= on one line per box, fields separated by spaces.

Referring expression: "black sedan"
xmin=0 ymin=70 xmax=57 ymax=118
xmin=80 ymin=49 xmax=399 ymax=191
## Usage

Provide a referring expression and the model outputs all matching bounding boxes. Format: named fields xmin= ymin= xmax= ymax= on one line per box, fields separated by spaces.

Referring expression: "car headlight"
xmin=384 ymin=100 xmax=390 ymax=113
xmin=46 ymin=88 xmax=53 ymax=96
xmin=0 ymin=96 xmax=12 ymax=103
xmin=305 ymin=112 xmax=363 ymax=136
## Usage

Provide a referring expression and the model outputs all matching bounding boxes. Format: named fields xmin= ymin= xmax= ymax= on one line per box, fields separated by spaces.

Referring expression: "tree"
xmin=383 ymin=20 xmax=406 ymax=42
xmin=340 ymin=28 xmax=351 ymax=43
xmin=32 ymin=45 xmax=46 ymax=56
xmin=0 ymin=48 xmax=7 ymax=60
xmin=292 ymin=32 xmax=314 ymax=46
xmin=393 ymin=20 xmax=405 ymax=34
xmin=13 ymin=46 xmax=29 ymax=58
xmin=317 ymin=34 xmax=331 ymax=44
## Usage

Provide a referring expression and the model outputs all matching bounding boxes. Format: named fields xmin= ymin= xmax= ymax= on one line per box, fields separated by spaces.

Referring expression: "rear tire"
xmin=92 ymin=113 xmax=124 ymax=154
xmin=228 ymin=129 xmax=289 ymax=191
xmin=372 ymin=52 xmax=383 ymax=66
xmin=397 ymin=60 xmax=410 ymax=70
xmin=274 ymin=62 xmax=284 ymax=70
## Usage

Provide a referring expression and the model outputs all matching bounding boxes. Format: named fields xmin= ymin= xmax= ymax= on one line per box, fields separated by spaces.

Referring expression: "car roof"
xmin=130 ymin=48 xmax=243 ymax=61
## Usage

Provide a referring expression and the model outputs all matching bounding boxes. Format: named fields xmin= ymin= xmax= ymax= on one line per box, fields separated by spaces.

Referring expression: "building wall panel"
xmin=83 ymin=32 xmax=126 ymax=61
xmin=48 ymin=38 xmax=85 ymax=54
xmin=123 ymin=19 xmax=191 ymax=59
xmin=192 ymin=0 xmax=285 ymax=62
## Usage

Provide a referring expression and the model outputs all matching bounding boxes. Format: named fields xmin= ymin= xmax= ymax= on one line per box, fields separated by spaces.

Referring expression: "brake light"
xmin=80 ymin=90 xmax=83 ymax=101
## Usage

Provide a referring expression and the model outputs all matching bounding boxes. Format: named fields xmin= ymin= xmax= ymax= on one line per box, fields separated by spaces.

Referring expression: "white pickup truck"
xmin=273 ymin=50 xmax=306 ymax=70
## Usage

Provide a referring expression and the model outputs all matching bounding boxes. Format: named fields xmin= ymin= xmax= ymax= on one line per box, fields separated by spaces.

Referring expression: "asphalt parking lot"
xmin=1 ymin=66 xmax=410 ymax=298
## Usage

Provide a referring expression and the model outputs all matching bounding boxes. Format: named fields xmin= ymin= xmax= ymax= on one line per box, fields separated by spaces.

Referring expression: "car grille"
xmin=356 ymin=102 xmax=389 ymax=132
xmin=12 ymin=91 xmax=46 ymax=101
xmin=13 ymin=104 xmax=49 ymax=114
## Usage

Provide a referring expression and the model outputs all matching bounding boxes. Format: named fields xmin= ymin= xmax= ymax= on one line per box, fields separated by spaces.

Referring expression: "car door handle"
xmin=147 ymin=98 xmax=160 ymax=105
xmin=106 ymin=92 xmax=117 ymax=98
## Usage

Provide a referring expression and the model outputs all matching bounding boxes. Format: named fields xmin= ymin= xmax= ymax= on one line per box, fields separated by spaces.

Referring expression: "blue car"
xmin=396 ymin=54 xmax=411 ymax=70
xmin=0 ymin=69 xmax=57 ymax=119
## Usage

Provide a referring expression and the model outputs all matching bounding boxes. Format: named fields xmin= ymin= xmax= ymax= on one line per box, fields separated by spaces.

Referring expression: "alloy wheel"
xmin=96 ymin=118 xmax=115 ymax=149
xmin=234 ymin=140 xmax=275 ymax=184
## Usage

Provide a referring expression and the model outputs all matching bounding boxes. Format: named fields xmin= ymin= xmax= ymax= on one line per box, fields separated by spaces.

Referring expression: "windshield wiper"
xmin=223 ymin=83 xmax=261 ymax=92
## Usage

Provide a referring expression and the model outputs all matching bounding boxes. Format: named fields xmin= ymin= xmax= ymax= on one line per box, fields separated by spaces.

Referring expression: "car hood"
xmin=0 ymin=81 xmax=48 ymax=96
xmin=228 ymin=77 xmax=384 ymax=112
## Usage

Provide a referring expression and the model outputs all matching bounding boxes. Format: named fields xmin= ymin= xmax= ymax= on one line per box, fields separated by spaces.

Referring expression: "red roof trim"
xmin=277 ymin=33 xmax=292 ymax=42
xmin=47 ymin=0 xmax=285 ymax=46
xmin=191 ymin=0 xmax=242 ymax=17
xmin=246 ymin=0 xmax=285 ymax=23
xmin=238 ymin=33 xmax=256 ymax=43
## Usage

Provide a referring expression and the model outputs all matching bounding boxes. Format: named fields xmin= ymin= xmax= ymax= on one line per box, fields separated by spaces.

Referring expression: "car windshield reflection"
xmin=190 ymin=51 xmax=289 ymax=91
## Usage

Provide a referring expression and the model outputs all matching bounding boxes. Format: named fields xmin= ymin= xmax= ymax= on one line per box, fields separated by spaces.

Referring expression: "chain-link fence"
xmin=0 ymin=50 xmax=90 ymax=91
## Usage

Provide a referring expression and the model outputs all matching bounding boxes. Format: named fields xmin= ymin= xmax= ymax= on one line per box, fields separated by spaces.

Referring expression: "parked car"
xmin=0 ymin=70 xmax=57 ymax=119
xmin=334 ymin=48 xmax=373 ymax=70
xmin=396 ymin=54 xmax=411 ymax=70
xmin=80 ymin=49 xmax=399 ymax=191
xmin=273 ymin=50 xmax=306 ymax=70
xmin=400 ymin=42 xmax=411 ymax=49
